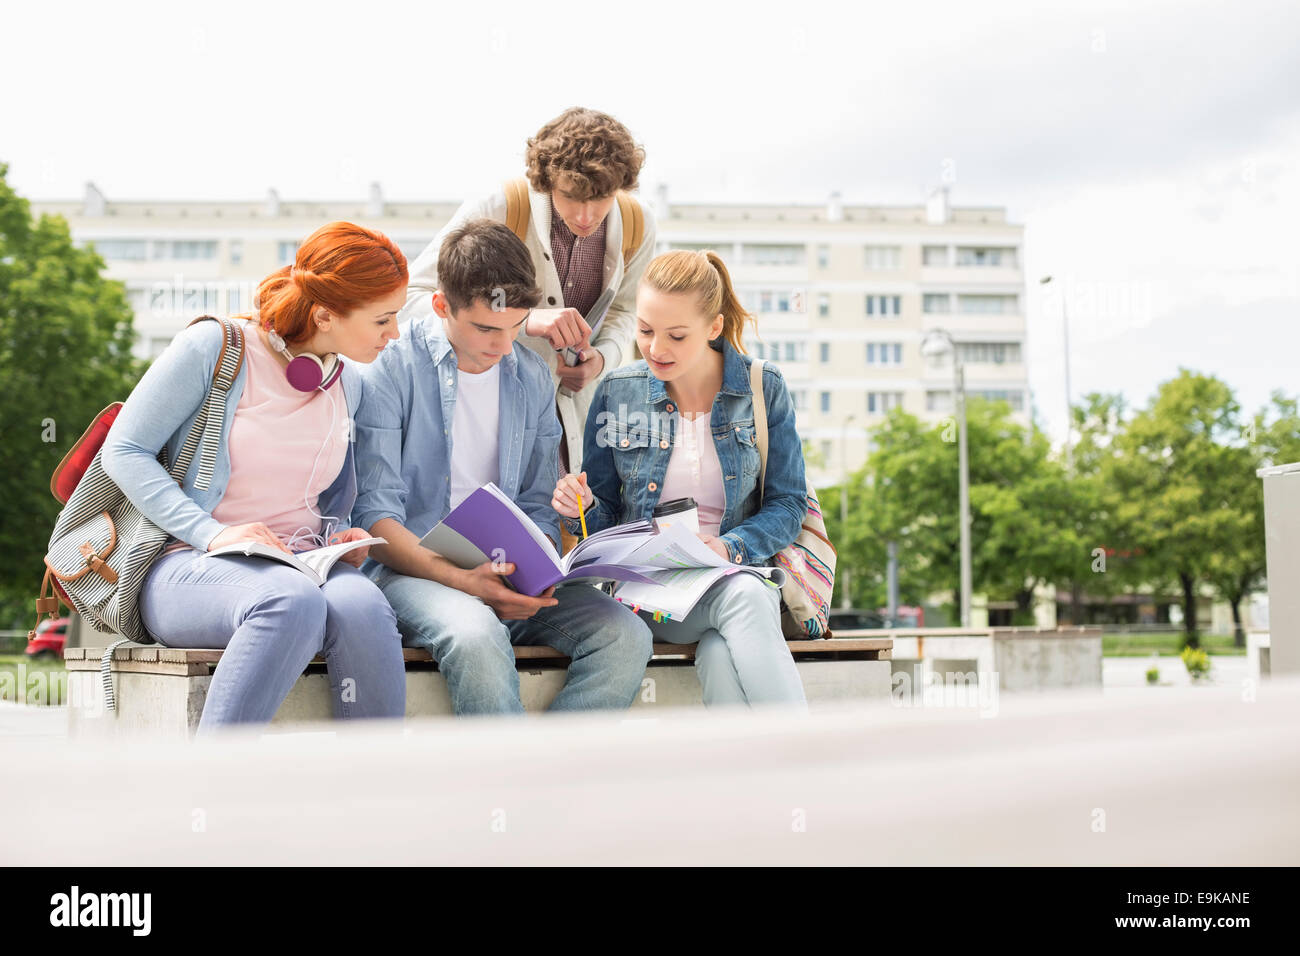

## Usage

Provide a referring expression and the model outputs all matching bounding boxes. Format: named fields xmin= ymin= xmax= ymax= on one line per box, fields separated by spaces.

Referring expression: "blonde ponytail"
xmin=641 ymin=249 xmax=755 ymax=353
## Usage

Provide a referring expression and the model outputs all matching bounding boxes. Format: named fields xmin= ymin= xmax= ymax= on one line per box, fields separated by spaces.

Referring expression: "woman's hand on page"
xmin=328 ymin=527 xmax=373 ymax=568
xmin=208 ymin=523 xmax=292 ymax=554
xmin=697 ymin=533 xmax=731 ymax=563
xmin=552 ymin=471 xmax=590 ymax=519
xmin=461 ymin=561 xmax=560 ymax=620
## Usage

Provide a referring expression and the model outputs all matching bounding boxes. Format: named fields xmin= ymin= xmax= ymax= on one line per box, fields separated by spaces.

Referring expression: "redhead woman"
xmin=552 ymin=250 xmax=808 ymax=709
xmin=101 ymin=221 xmax=409 ymax=733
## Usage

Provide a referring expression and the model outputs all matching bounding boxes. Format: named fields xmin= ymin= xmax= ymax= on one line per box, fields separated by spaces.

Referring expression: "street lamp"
xmin=921 ymin=328 xmax=972 ymax=628
xmin=840 ymin=414 xmax=856 ymax=608
xmin=1040 ymin=275 xmax=1072 ymax=470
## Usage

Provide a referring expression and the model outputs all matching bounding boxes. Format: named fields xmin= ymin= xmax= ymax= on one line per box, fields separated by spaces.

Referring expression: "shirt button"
xmin=666 ymin=403 xmax=674 ymax=412
xmin=548 ymin=296 xmax=557 ymax=305
xmin=544 ymin=253 xmax=551 ymax=261
xmin=648 ymin=481 xmax=657 ymax=492
xmin=734 ymin=426 xmax=741 ymax=432
xmin=659 ymin=439 xmax=669 ymax=449
xmin=620 ymin=439 xmax=629 ymax=448
xmin=734 ymin=555 xmax=743 ymax=564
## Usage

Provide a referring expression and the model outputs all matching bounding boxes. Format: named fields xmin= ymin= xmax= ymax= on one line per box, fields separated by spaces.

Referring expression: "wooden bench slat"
xmin=69 ymin=634 xmax=893 ymax=672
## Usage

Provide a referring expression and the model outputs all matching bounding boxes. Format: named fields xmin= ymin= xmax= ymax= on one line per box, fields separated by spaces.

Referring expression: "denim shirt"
xmin=100 ymin=318 xmax=363 ymax=552
xmin=572 ymin=338 xmax=807 ymax=566
xmin=351 ymin=314 xmax=563 ymax=577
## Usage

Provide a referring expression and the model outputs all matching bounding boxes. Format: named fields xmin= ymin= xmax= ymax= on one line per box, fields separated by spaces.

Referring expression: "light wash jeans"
xmin=643 ymin=572 xmax=807 ymax=709
xmin=139 ymin=549 xmax=407 ymax=734
xmin=371 ymin=568 xmax=653 ymax=715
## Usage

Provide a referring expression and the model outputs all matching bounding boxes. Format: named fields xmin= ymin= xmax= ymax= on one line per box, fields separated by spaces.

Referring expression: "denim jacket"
xmin=571 ymin=338 xmax=807 ymax=566
xmin=100 ymin=318 xmax=363 ymax=552
xmin=351 ymin=314 xmax=563 ymax=577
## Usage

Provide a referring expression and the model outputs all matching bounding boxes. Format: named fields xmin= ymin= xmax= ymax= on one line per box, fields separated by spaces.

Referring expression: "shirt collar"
xmin=418 ymin=314 xmax=518 ymax=375
xmin=645 ymin=338 xmax=751 ymax=403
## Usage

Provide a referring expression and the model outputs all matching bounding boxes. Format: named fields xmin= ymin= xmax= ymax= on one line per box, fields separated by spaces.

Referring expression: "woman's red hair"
xmin=248 ymin=221 xmax=407 ymax=345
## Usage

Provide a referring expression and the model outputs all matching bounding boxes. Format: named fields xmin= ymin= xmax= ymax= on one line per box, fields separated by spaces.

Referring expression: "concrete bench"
xmin=886 ymin=626 xmax=1104 ymax=698
xmin=64 ymin=635 xmax=894 ymax=737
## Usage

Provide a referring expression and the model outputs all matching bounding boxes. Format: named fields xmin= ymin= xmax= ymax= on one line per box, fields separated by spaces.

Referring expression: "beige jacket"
xmin=399 ymin=184 xmax=657 ymax=473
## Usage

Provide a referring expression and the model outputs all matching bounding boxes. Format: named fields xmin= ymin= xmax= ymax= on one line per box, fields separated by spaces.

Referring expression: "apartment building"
xmin=33 ymin=183 xmax=1027 ymax=487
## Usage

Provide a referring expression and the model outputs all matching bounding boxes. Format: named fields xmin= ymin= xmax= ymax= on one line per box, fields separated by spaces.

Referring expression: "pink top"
xmin=165 ymin=321 xmax=349 ymax=554
xmin=659 ymin=411 xmax=726 ymax=536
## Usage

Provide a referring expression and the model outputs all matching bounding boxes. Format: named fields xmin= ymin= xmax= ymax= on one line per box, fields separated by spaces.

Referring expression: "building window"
xmin=817 ymin=244 xmax=830 ymax=269
xmin=820 ymin=440 xmax=833 ymax=462
xmin=228 ymin=240 xmax=243 ymax=267
xmin=864 ymin=245 xmax=901 ymax=270
xmin=926 ymin=390 xmax=954 ymax=413
xmin=958 ymin=294 xmax=1019 ymax=314
xmin=743 ymin=288 xmax=806 ymax=313
xmin=922 ymin=293 xmax=952 ymax=314
xmin=151 ymin=240 xmax=217 ymax=260
xmin=866 ymin=342 xmax=903 ymax=366
xmin=820 ymin=391 xmax=831 ymax=413
xmin=922 ymin=245 xmax=950 ymax=266
xmin=956 ymin=246 xmax=1018 ymax=267
xmin=90 ymin=239 xmax=148 ymax=261
xmin=740 ymin=243 xmax=805 ymax=266
xmin=817 ymin=292 xmax=830 ymax=318
xmin=819 ymin=342 xmax=830 ymax=363
xmin=791 ymin=390 xmax=808 ymax=411
xmin=956 ymin=342 xmax=1022 ymax=365
xmin=278 ymin=240 xmax=300 ymax=265
xmin=971 ymin=389 xmax=1026 ymax=411
xmin=867 ymin=391 xmax=904 ymax=414
xmin=864 ymin=294 xmax=902 ymax=318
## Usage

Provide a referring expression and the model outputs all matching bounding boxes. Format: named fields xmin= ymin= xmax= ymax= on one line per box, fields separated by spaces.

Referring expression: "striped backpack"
xmin=31 ymin=316 xmax=244 ymax=648
xmin=749 ymin=359 xmax=837 ymax=638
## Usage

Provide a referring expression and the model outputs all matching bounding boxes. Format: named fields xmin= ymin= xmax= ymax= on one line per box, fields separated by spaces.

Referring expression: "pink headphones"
xmin=266 ymin=328 xmax=343 ymax=391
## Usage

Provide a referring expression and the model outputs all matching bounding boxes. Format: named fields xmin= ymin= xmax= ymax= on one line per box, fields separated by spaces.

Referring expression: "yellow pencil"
xmin=576 ymin=486 xmax=589 ymax=540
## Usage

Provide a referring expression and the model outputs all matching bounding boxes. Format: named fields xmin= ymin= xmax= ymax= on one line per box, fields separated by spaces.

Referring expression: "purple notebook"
xmin=425 ymin=484 xmax=659 ymax=596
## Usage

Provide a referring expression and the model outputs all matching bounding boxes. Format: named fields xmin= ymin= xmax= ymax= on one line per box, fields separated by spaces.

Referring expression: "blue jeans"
xmin=371 ymin=568 xmax=653 ymax=715
xmin=643 ymin=573 xmax=807 ymax=709
xmin=139 ymin=549 xmax=407 ymax=734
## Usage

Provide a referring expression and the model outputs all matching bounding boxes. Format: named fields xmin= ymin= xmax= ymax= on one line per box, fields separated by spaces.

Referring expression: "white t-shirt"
xmin=449 ymin=363 xmax=501 ymax=510
xmin=659 ymin=411 xmax=726 ymax=536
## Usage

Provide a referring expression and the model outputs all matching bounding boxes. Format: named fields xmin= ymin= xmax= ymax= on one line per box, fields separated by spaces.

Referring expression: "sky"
xmin=3 ymin=0 xmax=1297 ymax=444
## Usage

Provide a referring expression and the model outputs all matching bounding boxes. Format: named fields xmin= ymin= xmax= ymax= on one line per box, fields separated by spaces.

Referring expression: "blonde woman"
xmin=551 ymin=251 xmax=807 ymax=708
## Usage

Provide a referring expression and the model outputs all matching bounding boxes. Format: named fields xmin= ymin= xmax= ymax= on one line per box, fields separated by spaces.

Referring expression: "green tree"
xmin=826 ymin=400 xmax=1088 ymax=619
xmin=0 ymin=164 xmax=142 ymax=627
xmin=1205 ymin=391 xmax=1300 ymax=646
xmin=1105 ymin=371 xmax=1246 ymax=647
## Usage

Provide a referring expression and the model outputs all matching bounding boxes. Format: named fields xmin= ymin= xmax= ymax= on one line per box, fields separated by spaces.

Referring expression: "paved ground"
xmin=2 ymin=673 xmax=1298 ymax=865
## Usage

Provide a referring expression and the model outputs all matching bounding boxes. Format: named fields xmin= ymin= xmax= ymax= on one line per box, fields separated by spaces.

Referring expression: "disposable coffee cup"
xmin=653 ymin=497 xmax=699 ymax=534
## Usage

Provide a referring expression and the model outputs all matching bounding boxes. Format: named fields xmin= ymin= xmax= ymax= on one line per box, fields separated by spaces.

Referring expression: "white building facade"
xmin=34 ymin=183 xmax=1027 ymax=487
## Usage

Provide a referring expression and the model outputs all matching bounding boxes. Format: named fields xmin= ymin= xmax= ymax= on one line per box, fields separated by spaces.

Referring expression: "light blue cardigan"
xmin=100 ymin=319 xmax=364 ymax=552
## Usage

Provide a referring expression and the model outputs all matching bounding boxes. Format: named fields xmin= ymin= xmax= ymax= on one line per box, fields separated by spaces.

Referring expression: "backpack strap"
xmin=171 ymin=316 xmax=245 ymax=491
xmin=504 ymin=177 xmax=531 ymax=242
xmin=616 ymin=191 xmax=644 ymax=266
xmin=749 ymin=357 xmax=770 ymax=496
xmin=508 ymin=177 xmax=644 ymax=268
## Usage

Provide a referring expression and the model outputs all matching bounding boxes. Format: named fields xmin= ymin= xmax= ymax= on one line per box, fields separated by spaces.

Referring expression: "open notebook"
xmin=606 ymin=523 xmax=787 ymax=621
xmin=419 ymin=483 xmax=661 ymax=596
xmin=204 ymin=536 xmax=386 ymax=587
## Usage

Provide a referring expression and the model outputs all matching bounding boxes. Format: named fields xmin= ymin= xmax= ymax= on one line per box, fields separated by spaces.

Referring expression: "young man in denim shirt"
xmin=352 ymin=220 xmax=652 ymax=715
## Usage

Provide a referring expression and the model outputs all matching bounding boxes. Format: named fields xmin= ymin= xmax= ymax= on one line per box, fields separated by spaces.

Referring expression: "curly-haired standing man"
xmin=400 ymin=108 xmax=656 ymax=476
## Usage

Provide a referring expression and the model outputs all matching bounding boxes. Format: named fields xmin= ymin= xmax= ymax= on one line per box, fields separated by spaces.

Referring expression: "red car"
xmin=26 ymin=617 xmax=68 ymax=660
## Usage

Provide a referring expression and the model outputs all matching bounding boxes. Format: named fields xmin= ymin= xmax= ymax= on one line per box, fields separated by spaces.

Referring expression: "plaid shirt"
xmin=549 ymin=206 xmax=608 ymax=319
